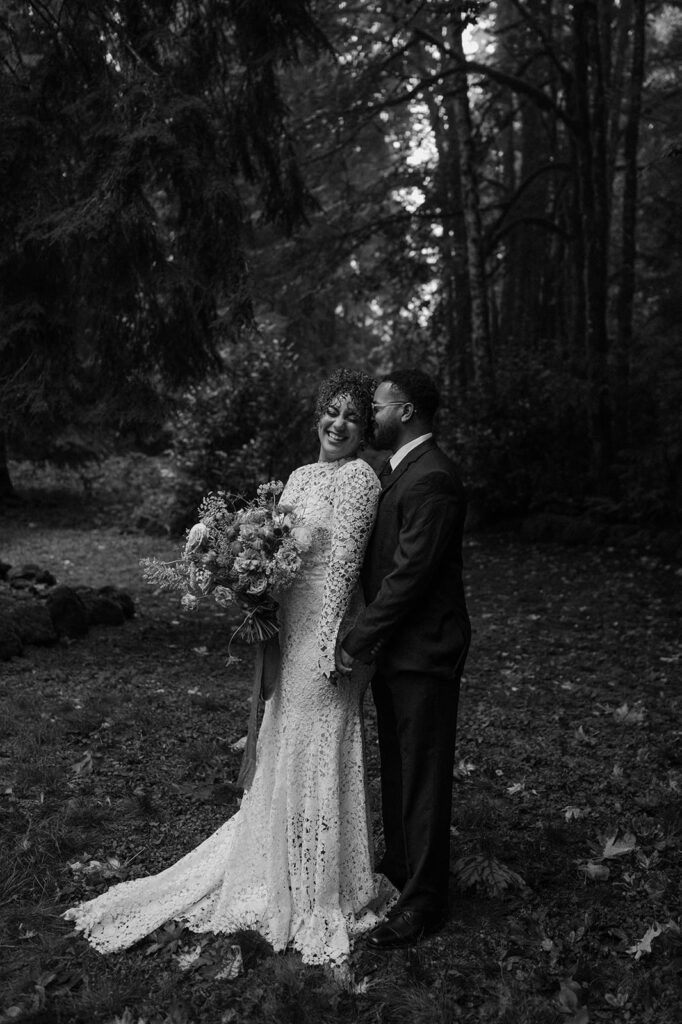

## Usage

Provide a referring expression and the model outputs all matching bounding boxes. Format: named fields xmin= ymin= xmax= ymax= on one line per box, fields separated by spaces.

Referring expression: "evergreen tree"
xmin=0 ymin=0 xmax=328 ymax=491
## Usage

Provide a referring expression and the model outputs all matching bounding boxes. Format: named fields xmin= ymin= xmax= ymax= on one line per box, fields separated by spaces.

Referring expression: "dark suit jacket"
xmin=344 ymin=439 xmax=470 ymax=681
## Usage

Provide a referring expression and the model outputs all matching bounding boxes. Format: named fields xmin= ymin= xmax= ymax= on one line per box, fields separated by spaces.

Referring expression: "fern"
xmin=452 ymin=853 xmax=527 ymax=896
xmin=139 ymin=556 xmax=191 ymax=592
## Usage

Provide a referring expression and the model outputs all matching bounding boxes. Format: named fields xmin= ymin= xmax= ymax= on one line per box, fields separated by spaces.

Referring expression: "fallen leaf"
xmin=613 ymin=702 xmax=646 ymax=724
xmin=557 ymin=980 xmax=589 ymax=1023
xmin=34 ymin=971 xmax=57 ymax=988
xmin=104 ymin=1011 xmax=144 ymax=1024
xmin=627 ymin=922 xmax=662 ymax=959
xmin=175 ymin=944 xmax=203 ymax=971
xmin=70 ymin=751 xmax=93 ymax=775
xmin=557 ymin=979 xmax=580 ymax=1012
xmin=600 ymin=832 xmax=636 ymax=859
xmin=626 ymin=920 xmax=680 ymax=960
xmin=575 ymin=725 xmax=596 ymax=745
xmin=578 ymin=861 xmax=610 ymax=880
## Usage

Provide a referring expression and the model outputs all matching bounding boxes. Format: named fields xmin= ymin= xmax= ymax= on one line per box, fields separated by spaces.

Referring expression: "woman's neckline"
xmin=315 ymin=456 xmax=356 ymax=468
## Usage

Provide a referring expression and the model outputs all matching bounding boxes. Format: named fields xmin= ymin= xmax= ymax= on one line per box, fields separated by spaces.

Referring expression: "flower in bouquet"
xmin=141 ymin=480 xmax=307 ymax=647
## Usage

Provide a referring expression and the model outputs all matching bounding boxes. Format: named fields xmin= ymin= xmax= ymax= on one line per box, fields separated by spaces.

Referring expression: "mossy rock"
xmin=0 ymin=620 xmax=23 ymax=660
xmin=45 ymin=585 xmax=89 ymax=638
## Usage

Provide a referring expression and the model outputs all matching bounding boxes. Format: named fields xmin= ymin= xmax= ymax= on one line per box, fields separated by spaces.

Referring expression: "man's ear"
xmin=401 ymin=403 xmax=415 ymax=423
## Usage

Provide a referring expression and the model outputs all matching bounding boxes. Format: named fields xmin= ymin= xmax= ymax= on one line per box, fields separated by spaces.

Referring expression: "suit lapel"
xmin=380 ymin=439 xmax=437 ymax=497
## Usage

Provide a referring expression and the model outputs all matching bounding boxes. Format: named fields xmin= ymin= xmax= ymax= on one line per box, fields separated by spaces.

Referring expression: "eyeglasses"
xmin=371 ymin=401 xmax=409 ymax=413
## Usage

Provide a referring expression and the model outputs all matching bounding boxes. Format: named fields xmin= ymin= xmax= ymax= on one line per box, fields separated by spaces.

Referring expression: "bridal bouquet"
xmin=141 ymin=480 xmax=309 ymax=646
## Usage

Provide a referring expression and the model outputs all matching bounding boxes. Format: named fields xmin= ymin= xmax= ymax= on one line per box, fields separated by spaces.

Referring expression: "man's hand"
xmin=335 ymin=642 xmax=354 ymax=676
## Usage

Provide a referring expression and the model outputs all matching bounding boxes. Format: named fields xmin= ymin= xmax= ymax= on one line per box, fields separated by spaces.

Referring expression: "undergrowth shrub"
xmin=440 ymin=348 xmax=681 ymax=529
xmin=441 ymin=355 xmax=590 ymax=524
xmin=166 ymin=331 xmax=315 ymax=533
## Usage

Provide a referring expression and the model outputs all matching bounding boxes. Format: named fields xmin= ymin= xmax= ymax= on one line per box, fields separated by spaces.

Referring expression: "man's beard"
xmin=373 ymin=421 xmax=401 ymax=451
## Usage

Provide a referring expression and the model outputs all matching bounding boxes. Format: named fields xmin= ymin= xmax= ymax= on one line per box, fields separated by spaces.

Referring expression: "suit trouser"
xmin=371 ymin=671 xmax=460 ymax=916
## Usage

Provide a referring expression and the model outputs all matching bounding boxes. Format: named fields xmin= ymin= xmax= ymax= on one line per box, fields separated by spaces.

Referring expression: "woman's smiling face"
xmin=317 ymin=393 xmax=363 ymax=462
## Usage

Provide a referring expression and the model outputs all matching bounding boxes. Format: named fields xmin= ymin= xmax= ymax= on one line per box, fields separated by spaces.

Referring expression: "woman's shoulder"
xmin=339 ymin=456 xmax=381 ymax=489
xmin=286 ymin=462 xmax=316 ymax=481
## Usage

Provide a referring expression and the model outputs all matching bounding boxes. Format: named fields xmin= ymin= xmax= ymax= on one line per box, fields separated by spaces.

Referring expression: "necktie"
xmin=379 ymin=459 xmax=393 ymax=481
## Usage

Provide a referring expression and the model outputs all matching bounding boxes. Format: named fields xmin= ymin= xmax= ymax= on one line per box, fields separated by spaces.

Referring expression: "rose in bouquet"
xmin=141 ymin=480 xmax=309 ymax=648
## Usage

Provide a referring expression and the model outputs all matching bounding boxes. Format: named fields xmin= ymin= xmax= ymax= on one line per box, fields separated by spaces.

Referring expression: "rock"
xmin=18 ymin=604 xmax=58 ymax=645
xmin=0 ymin=590 xmax=25 ymax=618
xmin=135 ymin=512 xmax=170 ymax=536
xmin=7 ymin=578 xmax=38 ymax=594
xmin=1 ymin=594 xmax=58 ymax=646
xmin=45 ymin=586 xmax=89 ymax=638
xmin=97 ymin=586 xmax=135 ymax=620
xmin=0 ymin=561 xmax=11 ymax=580
xmin=75 ymin=586 xmax=125 ymax=627
xmin=0 ymin=621 xmax=23 ymax=660
xmin=71 ymin=587 xmax=97 ymax=625
xmin=7 ymin=563 xmax=39 ymax=581
xmin=0 ymin=570 xmax=135 ymax=652
xmin=7 ymin=563 xmax=57 ymax=587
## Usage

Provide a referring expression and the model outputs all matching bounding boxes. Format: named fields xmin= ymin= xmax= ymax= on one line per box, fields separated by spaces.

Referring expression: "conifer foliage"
xmin=0 ymin=0 xmax=328 ymax=467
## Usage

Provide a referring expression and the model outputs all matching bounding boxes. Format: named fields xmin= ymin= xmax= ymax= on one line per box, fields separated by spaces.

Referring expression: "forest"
xmin=1 ymin=4 xmax=682 ymax=1024
xmin=1 ymin=0 xmax=681 ymax=537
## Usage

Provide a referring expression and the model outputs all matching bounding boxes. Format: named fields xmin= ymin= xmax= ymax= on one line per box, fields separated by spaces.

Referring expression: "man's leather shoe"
xmin=366 ymin=909 xmax=442 ymax=949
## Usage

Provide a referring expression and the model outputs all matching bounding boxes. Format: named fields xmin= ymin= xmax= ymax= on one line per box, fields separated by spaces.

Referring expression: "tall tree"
xmin=214 ymin=0 xmax=682 ymax=517
xmin=614 ymin=0 xmax=646 ymax=443
xmin=570 ymin=0 xmax=613 ymax=483
xmin=446 ymin=10 xmax=495 ymax=396
xmin=0 ymin=0 xmax=328 ymax=485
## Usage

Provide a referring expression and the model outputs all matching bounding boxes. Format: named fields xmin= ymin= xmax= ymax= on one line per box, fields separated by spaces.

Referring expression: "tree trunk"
xmin=495 ymin=0 xmax=520 ymax=353
xmin=0 ymin=430 xmax=18 ymax=502
xmin=448 ymin=15 xmax=495 ymax=397
xmin=442 ymin=98 xmax=473 ymax=392
xmin=572 ymin=0 xmax=613 ymax=486
xmin=420 ymin=78 xmax=471 ymax=393
xmin=614 ymin=0 xmax=646 ymax=446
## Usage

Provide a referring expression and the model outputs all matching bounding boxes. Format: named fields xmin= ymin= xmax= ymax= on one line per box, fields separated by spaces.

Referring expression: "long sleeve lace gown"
xmin=63 ymin=457 xmax=393 ymax=967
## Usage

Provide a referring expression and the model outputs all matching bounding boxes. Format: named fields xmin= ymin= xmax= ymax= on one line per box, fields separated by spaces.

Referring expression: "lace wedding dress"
xmin=63 ymin=457 xmax=394 ymax=966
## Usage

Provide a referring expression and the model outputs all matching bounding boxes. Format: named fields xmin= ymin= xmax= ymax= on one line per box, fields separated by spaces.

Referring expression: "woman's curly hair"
xmin=314 ymin=368 xmax=376 ymax=441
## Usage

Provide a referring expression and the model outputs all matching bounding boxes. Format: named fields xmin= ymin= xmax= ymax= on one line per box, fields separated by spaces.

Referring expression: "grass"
xmin=1 ymin=469 xmax=681 ymax=1023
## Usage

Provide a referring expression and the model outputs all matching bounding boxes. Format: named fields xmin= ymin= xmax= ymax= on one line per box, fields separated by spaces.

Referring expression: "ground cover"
xmin=1 ymin=487 xmax=681 ymax=1024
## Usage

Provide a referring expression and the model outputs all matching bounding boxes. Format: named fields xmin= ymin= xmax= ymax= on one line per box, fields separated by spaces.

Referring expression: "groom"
xmin=337 ymin=369 xmax=470 ymax=949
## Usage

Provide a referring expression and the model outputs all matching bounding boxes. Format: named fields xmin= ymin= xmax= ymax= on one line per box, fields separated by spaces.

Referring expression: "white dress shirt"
xmin=389 ymin=433 xmax=433 ymax=471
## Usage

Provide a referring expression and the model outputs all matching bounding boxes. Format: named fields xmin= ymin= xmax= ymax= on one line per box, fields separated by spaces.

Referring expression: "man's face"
xmin=371 ymin=382 xmax=408 ymax=451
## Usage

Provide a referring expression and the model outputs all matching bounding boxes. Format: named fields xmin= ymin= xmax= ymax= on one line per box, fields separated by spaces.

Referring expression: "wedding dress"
xmin=63 ymin=457 xmax=394 ymax=967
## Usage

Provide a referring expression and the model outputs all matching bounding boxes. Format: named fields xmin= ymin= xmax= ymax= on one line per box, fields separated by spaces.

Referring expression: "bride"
xmin=63 ymin=368 xmax=394 ymax=967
